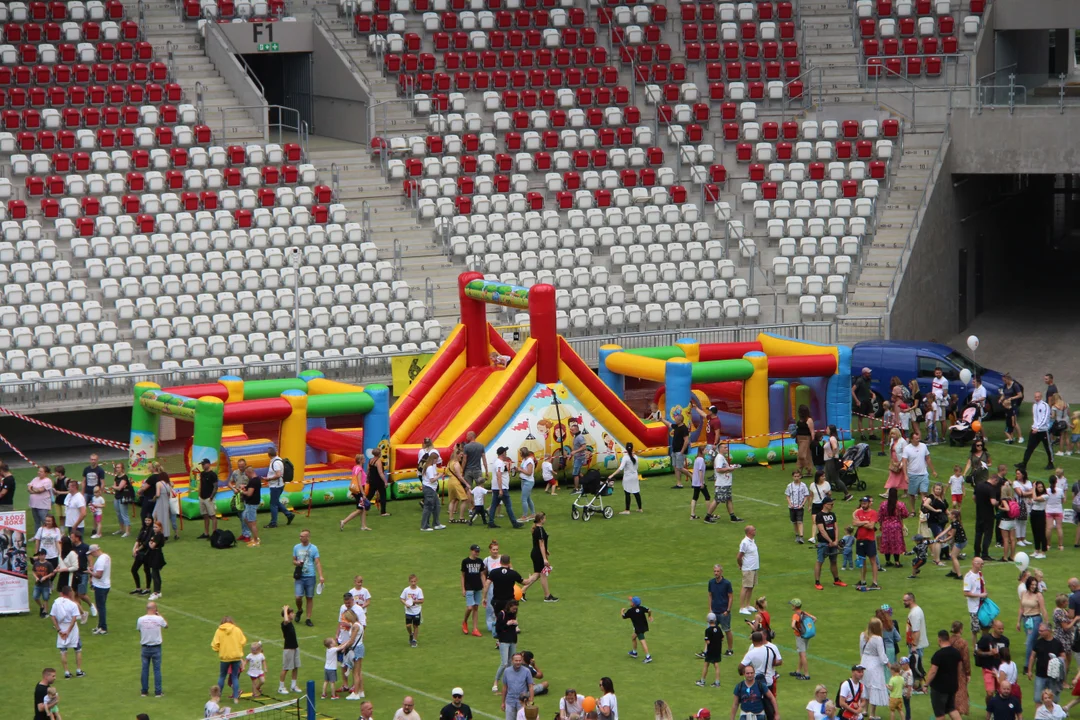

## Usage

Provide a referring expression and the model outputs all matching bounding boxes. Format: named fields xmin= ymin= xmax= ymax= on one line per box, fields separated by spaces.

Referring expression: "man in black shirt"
xmin=975 ymin=621 xmax=1009 ymax=707
xmin=851 ymin=367 xmax=875 ymax=440
xmin=488 ymin=555 xmax=523 ymax=613
xmin=0 ymin=462 xmax=15 ymax=510
xmin=925 ymin=630 xmax=963 ymax=720
xmin=1029 ymin=622 xmax=1065 ymax=701
xmin=813 ymin=497 xmax=846 ymax=590
xmin=973 ymin=473 xmax=1000 ymax=560
xmin=461 ymin=544 xmax=487 ymax=636
xmin=33 ymin=667 xmax=56 ymax=720
xmin=197 ymin=459 xmax=219 ymax=540
xmin=440 ymin=687 xmax=473 ymax=720
xmin=242 ymin=469 xmax=262 ymax=546
xmin=664 ymin=414 xmax=691 ymax=489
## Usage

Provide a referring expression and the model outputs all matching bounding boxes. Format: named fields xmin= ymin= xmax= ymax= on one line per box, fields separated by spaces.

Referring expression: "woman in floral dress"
xmin=877 ymin=487 xmax=909 ymax=566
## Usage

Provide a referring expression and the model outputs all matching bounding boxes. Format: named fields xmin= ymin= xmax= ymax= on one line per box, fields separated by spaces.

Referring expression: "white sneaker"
xmin=79 ymin=612 xmax=88 ymax=624
xmin=90 ymin=605 xmax=98 ymax=617
xmin=346 ymin=693 xmax=362 ymax=701
xmin=1057 ymin=451 xmax=1065 ymax=456
xmin=739 ymin=607 xmax=753 ymax=615
xmin=121 ymin=532 xmax=129 ymax=538
xmin=291 ymin=686 xmax=302 ymax=693
xmin=148 ymin=593 xmax=161 ymax=600
xmin=1018 ymin=438 xmax=1025 ymax=443
xmin=421 ymin=528 xmax=434 ymax=532
xmin=279 ymin=685 xmax=288 ymax=695
xmin=434 ymin=525 xmax=447 ymax=530
xmin=91 ymin=533 xmax=102 ymax=539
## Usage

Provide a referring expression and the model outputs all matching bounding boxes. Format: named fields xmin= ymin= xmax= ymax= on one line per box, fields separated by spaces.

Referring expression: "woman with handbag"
xmin=1013 ymin=468 xmax=1034 ymax=548
xmin=340 ymin=454 xmax=372 ymax=531
xmin=107 ymin=461 xmax=132 ymax=538
xmin=884 ymin=429 xmax=907 ymax=493
xmin=921 ymin=483 xmax=950 ymax=566
xmin=962 ymin=441 xmax=992 ymax=485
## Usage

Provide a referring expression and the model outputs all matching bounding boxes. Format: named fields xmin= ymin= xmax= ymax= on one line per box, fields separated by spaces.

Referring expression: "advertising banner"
xmin=391 ymin=354 xmax=434 ymax=396
xmin=0 ymin=510 xmax=30 ymax=615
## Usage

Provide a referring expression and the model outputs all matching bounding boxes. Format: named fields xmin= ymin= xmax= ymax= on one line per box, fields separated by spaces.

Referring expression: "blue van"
xmin=850 ymin=341 xmax=1006 ymax=416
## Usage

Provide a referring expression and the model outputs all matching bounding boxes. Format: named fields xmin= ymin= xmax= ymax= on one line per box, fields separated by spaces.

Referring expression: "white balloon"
xmin=966 ymin=335 xmax=979 ymax=352
xmin=1013 ymin=551 xmax=1030 ymax=572
xmin=959 ymin=368 xmax=972 ymax=385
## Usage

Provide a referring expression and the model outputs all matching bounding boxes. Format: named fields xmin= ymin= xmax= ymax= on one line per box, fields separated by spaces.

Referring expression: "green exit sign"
xmin=258 ymin=42 xmax=279 ymax=52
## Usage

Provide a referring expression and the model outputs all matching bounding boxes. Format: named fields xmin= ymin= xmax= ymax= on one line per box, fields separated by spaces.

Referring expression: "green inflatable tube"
xmin=622 ymin=346 xmax=686 ymax=360
xmin=243 ymin=378 xmax=310 ymax=400
xmin=690 ymin=359 xmax=756 ymax=384
xmin=308 ymin=392 xmax=375 ymax=417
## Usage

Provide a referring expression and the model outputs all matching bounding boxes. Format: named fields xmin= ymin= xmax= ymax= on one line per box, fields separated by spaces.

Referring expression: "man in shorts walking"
xmin=461 ymin=544 xmax=487 ymax=637
xmin=901 ymin=431 xmax=937 ymax=506
xmin=736 ymin=525 xmax=759 ymax=615
xmin=925 ymin=630 xmax=964 ymax=720
xmin=569 ymin=422 xmax=589 ymax=494
xmin=196 ymin=458 xmax=219 ymax=540
xmin=785 ymin=471 xmax=810 ymax=544
xmin=962 ymin=557 xmax=987 ymax=645
xmin=292 ymin=530 xmax=325 ymax=627
xmin=663 ymin=412 xmax=691 ymax=489
xmin=49 ymin=585 xmax=84 ymax=678
xmin=462 ymin=432 xmax=488 ymax=490
xmin=852 ymin=496 xmax=881 ymax=592
xmin=706 ymin=564 xmax=734 ymax=654
xmin=813 ymin=496 xmax=847 ymax=591
xmin=852 ymin=367 xmax=876 ymax=441
xmin=704 ymin=443 xmax=743 ymax=524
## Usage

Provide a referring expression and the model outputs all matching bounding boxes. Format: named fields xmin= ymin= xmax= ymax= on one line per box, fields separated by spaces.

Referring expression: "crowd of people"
xmin=19 ymin=366 xmax=1080 ymax=720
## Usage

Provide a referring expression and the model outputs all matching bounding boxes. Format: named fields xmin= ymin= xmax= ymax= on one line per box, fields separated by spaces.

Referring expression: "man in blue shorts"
xmin=901 ymin=431 xmax=937 ymax=506
xmin=292 ymin=530 xmax=325 ymax=628
xmin=460 ymin=544 xmax=487 ymax=637
xmin=569 ymin=422 xmax=588 ymax=494
xmin=813 ymin=496 xmax=847 ymax=591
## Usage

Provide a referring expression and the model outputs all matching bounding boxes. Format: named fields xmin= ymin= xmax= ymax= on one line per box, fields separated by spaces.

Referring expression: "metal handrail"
xmin=204 ymin=16 xmax=266 ymax=99
xmin=313 ymin=3 xmax=373 ymax=92
xmin=978 ymin=62 xmax=1017 ymax=86
xmin=213 ymin=104 xmax=307 ymax=152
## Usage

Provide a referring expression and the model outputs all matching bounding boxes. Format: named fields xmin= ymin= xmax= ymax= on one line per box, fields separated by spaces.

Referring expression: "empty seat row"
xmin=774 ymin=255 xmax=853 ymax=278
xmin=754 ymin=197 xmax=875 ymax=220
xmin=25 ymin=165 xmax=320 ymax=195
xmin=1 ymin=125 xmax=210 ymax=151
xmin=0 ymin=80 xmax=181 ymax=107
xmin=54 ymin=204 xmax=347 ymax=238
xmin=0 ymin=1 xmax=125 ymax=23
xmin=43 ymin=187 xmax=328 ymax=219
xmin=71 ymin=228 xmax=372 ymax=256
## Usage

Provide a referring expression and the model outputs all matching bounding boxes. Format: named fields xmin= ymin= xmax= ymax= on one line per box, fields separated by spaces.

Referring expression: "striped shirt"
xmin=785 ymin=481 xmax=809 ymax=509
xmin=1031 ymin=400 xmax=1051 ymax=432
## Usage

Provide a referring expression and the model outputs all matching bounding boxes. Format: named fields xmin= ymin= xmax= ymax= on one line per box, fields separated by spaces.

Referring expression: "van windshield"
xmin=945 ymin=351 xmax=985 ymax=376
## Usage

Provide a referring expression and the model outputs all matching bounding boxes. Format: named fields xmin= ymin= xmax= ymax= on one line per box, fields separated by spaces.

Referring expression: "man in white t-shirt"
xmin=64 ymin=479 xmax=86 ymax=533
xmin=736 ymin=525 xmax=759 ymax=615
xmin=50 ymin=585 xmax=84 ymax=678
xmin=265 ymin=448 xmax=295 ymax=529
xmin=89 ymin=545 xmax=111 ymax=635
xmin=136 ymin=600 xmax=168 ymax=697
xmin=837 ymin=666 xmax=867 ymax=720
xmin=962 ymin=557 xmax=987 ymax=645
xmin=970 ymin=377 xmax=987 ymax=412
xmin=739 ymin=631 xmax=783 ymax=690
xmin=901 ymin=431 xmax=937 ymax=503
xmin=703 ymin=444 xmax=744 ymax=525
xmin=931 ymin=369 xmax=949 ymax=439
xmin=903 ymin=592 xmax=929 ymax=686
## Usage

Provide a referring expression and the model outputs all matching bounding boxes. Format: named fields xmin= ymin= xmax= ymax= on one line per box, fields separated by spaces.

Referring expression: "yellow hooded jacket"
xmin=211 ymin=621 xmax=247 ymax=662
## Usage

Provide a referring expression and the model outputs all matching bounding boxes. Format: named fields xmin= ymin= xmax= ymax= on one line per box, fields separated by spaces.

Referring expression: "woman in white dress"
xmin=608 ymin=442 xmax=642 ymax=515
xmin=858 ymin=617 xmax=891 ymax=718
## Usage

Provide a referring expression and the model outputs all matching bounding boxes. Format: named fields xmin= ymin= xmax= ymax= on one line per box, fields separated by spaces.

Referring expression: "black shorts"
xmin=404 ymin=612 xmax=422 ymax=626
xmin=693 ymin=486 xmax=711 ymax=502
xmin=789 ymin=508 xmax=804 ymax=523
xmin=929 ymin=688 xmax=955 ymax=717
xmin=856 ymin=539 xmax=877 ymax=558
xmin=858 ymin=400 xmax=873 ymax=417
xmin=531 ymin=552 xmax=545 ymax=574
xmin=704 ymin=653 xmax=723 ymax=664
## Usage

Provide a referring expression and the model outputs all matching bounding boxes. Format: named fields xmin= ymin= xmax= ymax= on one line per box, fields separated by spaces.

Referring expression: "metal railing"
xmin=213 ymin=104 xmax=309 ymax=154
xmin=314 ymin=3 xmax=373 ymax=93
xmin=203 ymin=17 xmax=266 ymax=99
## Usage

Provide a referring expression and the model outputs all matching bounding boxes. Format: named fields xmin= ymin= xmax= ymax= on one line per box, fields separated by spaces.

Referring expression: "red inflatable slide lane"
xmin=558 ymin=337 xmax=669 ymax=448
xmin=404 ymin=366 xmax=495 ymax=445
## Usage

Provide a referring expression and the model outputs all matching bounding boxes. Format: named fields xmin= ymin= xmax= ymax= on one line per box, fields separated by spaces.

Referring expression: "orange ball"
xmin=514 ymin=584 xmax=523 ymax=601
xmin=582 ymin=697 xmax=597 ymax=713
xmin=971 ymin=420 xmax=981 ymax=433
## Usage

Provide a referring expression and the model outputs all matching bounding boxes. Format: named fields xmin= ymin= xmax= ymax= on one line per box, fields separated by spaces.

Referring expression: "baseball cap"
xmin=861 ymin=367 xmax=871 ymax=374
xmin=88 ymin=544 xmax=101 ymax=553
xmin=899 ymin=657 xmax=909 ymax=664
xmin=706 ymin=613 xmax=717 ymax=622
xmin=822 ymin=495 xmax=835 ymax=504
xmin=708 ymin=405 xmax=717 ymax=413
xmin=789 ymin=598 xmax=802 ymax=608
xmin=451 ymin=687 xmax=464 ymax=697
xmin=201 ymin=458 xmax=211 ymax=465
xmin=695 ymin=710 xmax=711 ymax=720
xmin=860 ymin=495 xmax=872 ymax=502
xmin=35 ymin=548 xmax=46 ymax=556
xmin=630 ymin=596 xmax=641 ymax=606
xmin=470 ymin=544 xmax=481 ymax=552
xmin=880 ymin=604 xmax=893 ymax=613
xmin=852 ymin=664 xmax=865 ymax=671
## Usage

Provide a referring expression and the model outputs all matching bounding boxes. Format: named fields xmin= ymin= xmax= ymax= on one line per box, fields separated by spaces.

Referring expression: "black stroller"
xmin=838 ymin=443 xmax=871 ymax=491
xmin=948 ymin=402 xmax=984 ymax=447
xmin=571 ymin=468 xmax=614 ymax=521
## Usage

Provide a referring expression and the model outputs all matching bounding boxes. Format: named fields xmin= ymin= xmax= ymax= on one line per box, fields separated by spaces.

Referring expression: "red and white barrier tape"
xmin=0 ymin=430 xmax=40 ymax=468
xmin=0 ymin=405 xmax=129 ymax=451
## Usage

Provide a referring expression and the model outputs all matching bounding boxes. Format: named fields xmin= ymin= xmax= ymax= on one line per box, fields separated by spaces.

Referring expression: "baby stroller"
xmin=838 ymin=443 xmax=870 ymax=491
xmin=571 ymin=469 xmax=614 ymax=521
xmin=948 ymin=402 xmax=983 ymax=447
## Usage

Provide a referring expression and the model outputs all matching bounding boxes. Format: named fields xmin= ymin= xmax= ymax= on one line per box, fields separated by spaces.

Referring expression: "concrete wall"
xmin=949 ymin=108 xmax=1080 ymax=174
xmin=218 ymin=19 xmax=313 ymax=53
xmin=992 ymin=0 xmax=1080 ymax=30
xmin=311 ymin=22 xmax=370 ymax=144
xmin=205 ymin=23 xmax=268 ymax=138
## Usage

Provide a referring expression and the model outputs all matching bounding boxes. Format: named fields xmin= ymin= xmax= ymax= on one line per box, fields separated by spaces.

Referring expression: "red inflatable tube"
xmin=389 ymin=329 xmax=466 ymax=430
xmin=164 ymin=382 xmax=229 ymax=400
xmin=221 ymin=398 xmax=293 ymax=424
xmin=698 ymin=342 xmax=763 ymax=361
xmin=559 ymin=338 xmax=669 ymax=448
xmin=768 ymin=354 xmax=837 ymax=378
xmin=306 ymin=427 xmax=363 ymax=456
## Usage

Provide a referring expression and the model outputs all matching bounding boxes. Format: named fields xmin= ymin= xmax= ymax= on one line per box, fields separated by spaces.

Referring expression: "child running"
xmin=542 ymin=455 xmax=557 ymax=495
xmin=621 ymin=596 xmax=653 ymax=664
xmin=468 ymin=482 xmax=489 ymax=526
xmin=243 ymin=641 xmax=266 ymax=699
xmin=696 ymin=612 xmax=723 ymax=687
xmin=400 ymin=574 xmax=424 ymax=647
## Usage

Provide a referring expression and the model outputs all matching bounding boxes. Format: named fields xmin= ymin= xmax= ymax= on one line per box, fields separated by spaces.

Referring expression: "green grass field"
xmin=5 ymin=424 xmax=1080 ymax=720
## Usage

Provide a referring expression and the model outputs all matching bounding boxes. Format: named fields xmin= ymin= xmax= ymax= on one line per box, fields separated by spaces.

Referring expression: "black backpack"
xmin=282 ymin=458 xmax=294 ymax=483
xmin=210 ymin=529 xmax=236 ymax=549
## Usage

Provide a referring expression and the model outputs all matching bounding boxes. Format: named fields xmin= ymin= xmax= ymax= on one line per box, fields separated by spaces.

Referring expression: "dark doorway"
xmin=240 ymin=52 xmax=314 ymax=134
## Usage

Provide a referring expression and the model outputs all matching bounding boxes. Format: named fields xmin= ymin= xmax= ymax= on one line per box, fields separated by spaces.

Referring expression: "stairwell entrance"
xmin=241 ymin=51 xmax=315 ymax=135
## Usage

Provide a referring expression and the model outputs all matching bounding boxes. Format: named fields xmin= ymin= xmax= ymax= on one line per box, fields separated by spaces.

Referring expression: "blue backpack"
xmin=798 ymin=612 xmax=817 ymax=639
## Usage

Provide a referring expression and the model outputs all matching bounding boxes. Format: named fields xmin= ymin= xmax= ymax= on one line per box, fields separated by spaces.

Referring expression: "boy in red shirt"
xmin=852 ymin=496 xmax=881 ymax=591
